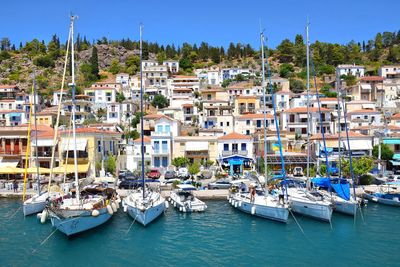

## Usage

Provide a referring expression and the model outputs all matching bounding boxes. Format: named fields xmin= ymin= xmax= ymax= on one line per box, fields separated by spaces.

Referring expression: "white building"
xmin=378 ymin=65 xmax=400 ymax=79
xmin=126 ymin=136 xmax=152 ymax=171
xmin=221 ymin=68 xmax=252 ymax=81
xmin=115 ymin=73 xmax=130 ymax=88
xmin=336 ymin=64 xmax=365 ymax=78
xmin=163 ymin=60 xmax=179 ymax=74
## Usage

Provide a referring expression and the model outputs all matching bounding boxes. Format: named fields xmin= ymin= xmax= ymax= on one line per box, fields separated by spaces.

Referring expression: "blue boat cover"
xmin=331 ymin=181 xmax=350 ymax=201
xmin=311 ymin=178 xmax=350 ymax=201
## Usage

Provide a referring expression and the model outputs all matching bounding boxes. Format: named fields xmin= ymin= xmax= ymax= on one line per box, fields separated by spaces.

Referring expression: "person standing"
xmin=13 ymin=179 xmax=18 ymax=192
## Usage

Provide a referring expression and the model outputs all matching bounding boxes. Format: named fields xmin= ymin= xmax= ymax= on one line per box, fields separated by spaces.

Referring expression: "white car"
xmin=178 ymin=167 xmax=190 ymax=179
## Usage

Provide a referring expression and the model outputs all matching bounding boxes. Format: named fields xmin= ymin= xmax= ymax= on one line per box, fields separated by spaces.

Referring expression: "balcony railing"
xmin=222 ymin=150 xmax=248 ymax=157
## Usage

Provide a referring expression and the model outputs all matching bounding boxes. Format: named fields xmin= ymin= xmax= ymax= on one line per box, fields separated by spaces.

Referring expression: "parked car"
xmin=197 ymin=170 xmax=213 ymax=180
xmin=119 ymin=179 xmax=142 ymax=189
xmin=177 ymin=167 xmax=190 ymax=180
xmin=293 ymin=167 xmax=304 ymax=177
xmin=118 ymin=170 xmax=133 ymax=179
xmin=147 ymin=169 xmax=161 ymax=179
xmin=164 ymin=170 xmax=176 ymax=180
xmin=208 ymin=179 xmax=232 ymax=190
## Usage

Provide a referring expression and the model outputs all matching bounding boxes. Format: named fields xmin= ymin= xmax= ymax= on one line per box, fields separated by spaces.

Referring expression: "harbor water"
xmin=1 ymin=199 xmax=400 ymax=267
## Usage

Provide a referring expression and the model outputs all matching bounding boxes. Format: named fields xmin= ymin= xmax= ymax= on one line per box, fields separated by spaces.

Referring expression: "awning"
xmin=26 ymin=167 xmax=51 ymax=174
xmin=0 ymin=166 xmax=25 ymax=174
xmin=52 ymin=163 xmax=90 ymax=174
xmin=324 ymin=140 xmax=342 ymax=148
xmin=0 ymin=159 xmax=19 ymax=168
xmin=361 ymin=84 xmax=372 ymax=90
xmin=32 ymin=139 xmax=55 ymax=147
xmin=185 ymin=141 xmax=208 ymax=151
xmin=343 ymin=140 xmax=372 ymax=150
xmin=383 ymin=139 xmax=400 ymax=145
xmin=393 ymin=154 xmax=400 ymax=160
xmin=60 ymin=139 xmax=87 ymax=151
xmin=390 ymin=160 xmax=400 ymax=166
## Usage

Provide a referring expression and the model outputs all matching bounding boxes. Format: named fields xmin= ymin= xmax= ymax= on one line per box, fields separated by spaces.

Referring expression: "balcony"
xmin=0 ymin=147 xmax=27 ymax=156
xmin=151 ymin=131 xmax=172 ymax=137
xmin=186 ymin=151 xmax=208 ymax=158
xmin=222 ymin=150 xmax=248 ymax=157
xmin=153 ymin=149 xmax=169 ymax=155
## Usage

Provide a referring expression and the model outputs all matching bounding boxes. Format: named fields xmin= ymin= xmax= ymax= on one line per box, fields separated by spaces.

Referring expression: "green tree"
xmin=156 ymin=51 xmax=167 ymax=65
xmin=172 ymin=157 xmax=190 ymax=167
xmin=276 ymin=39 xmax=294 ymax=63
xmin=125 ymin=55 xmax=140 ymax=75
xmin=294 ymin=34 xmax=306 ymax=66
xmin=33 ymin=55 xmax=55 ymax=68
xmin=342 ymin=156 xmax=374 ymax=182
xmin=341 ymin=74 xmax=357 ymax=86
xmin=387 ymin=45 xmax=400 ymax=63
xmin=188 ymin=162 xmax=200 ymax=175
xmin=372 ymin=144 xmax=394 ymax=161
xmin=289 ymin=78 xmax=305 ymax=93
xmin=109 ymin=59 xmax=121 ymax=74
xmin=96 ymin=108 xmax=106 ymax=120
xmin=151 ymin=94 xmax=169 ymax=109
xmin=105 ymin=153 xmax=117 ymax=174
xmin=116 ymin=92 xmax=126 ymax=103
xmin=90 ymin=46 xmax=100 ymax=79
xmin=279 ymin=63 xmax=294 ymax=78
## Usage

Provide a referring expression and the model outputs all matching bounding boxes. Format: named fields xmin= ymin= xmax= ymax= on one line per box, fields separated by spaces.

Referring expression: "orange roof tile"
xmin=182 ymin=104 xmax=193 ymax=107
xmin=285 ymin=107 xmax=332 ymax=113
xmin=360 ymin=76 xmax=384 ymax=82
xmin=317 ymin=98 xmax=338 ymax=101
xmin=238 ymin=113 xmax=274 ymax=119
xmin=218 ymin=132 xmax=252 ymax=140
xmin=133 ymin=136 xmax=151 ymax=143
xmin=60 ymin=127 xmax=120 ymax=135
xmin=310 ymin=131 xmax=368 ymax=140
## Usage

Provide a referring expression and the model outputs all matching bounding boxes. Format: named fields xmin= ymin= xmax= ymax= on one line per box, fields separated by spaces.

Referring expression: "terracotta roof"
xmin=133 ymin=136 xmax=151 ymax=143
xmin=348 ymin=109 xmax=381 ymax=114
xmin=201 ymin=88 xmax=225 ymax=93
xmin=310 ymin=131 xmax=369 ymax=140
xmin=143 ymin=114 xmax=174 ymax=121
xmin=360 ymin=76 xmax=384 ymax=82
xmin=0 ymin=109 xmax=24 ymax=113
xmin=60 ymin=127 xmax=120 ymax=135
xmin=236 ymin=95 xmax=257 ymax=100
xmin=284 ymin=107 xmax=332 ymax=113
xmin=182 ymin=104 xmax=193 ymax=108
xmin=85 ymin=87 xmax=116 ymax=91
xmin=391 ymin=113 xmax=400 ymax=119
xmin=238 ymin=113 xmax=274 ymax=119
xmin=0 ymin=99 xmax=17 ymax=102
xmin=218 ymin=132 xmax=252 ymax=141
xmin=0 ymin=85 xmax=18 ymax=89
xmin=173 ymin=75 xmax=198 ymax=79
xmin=317 ymin=98 xmax=338 ymax=101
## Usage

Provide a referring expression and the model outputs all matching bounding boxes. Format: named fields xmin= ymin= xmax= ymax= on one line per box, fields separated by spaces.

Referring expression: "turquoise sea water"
xmin=0 ymin=199 xmax=400 ymax=267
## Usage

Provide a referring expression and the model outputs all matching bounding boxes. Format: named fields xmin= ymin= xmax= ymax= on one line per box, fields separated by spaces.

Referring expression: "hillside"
xmin=0 ymin=30 xmax=399 ymax=95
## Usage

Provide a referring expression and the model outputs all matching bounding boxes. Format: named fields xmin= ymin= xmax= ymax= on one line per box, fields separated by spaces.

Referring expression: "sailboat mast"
xmin=306 ymin=20 xmax=311 ymax=180
xmin=139 ymin=24 xmax=145 ymax=199
xmin=260 ymin=31 xmax=268 ymax=189
xmin=336 ymin=74 xmax=342 ymax=177
xmin=32 ymin=71 xmax=41 ymax=194
xmin=70 ymin=15 xmax=80 ymax=203
xmin=341 ymin=91 xmax=357 ymax=201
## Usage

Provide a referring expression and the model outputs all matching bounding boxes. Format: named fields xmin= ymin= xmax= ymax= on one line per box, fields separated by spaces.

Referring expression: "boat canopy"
xmin=311 ymin=177 xmax=350 ymax=201
xmin=177 ymin=184 xmax=196 ymax=191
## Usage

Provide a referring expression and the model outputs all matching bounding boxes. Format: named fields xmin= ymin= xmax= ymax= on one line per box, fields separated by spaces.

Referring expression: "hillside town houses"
xmin=1 ymin=62 xmax=400 ymax=178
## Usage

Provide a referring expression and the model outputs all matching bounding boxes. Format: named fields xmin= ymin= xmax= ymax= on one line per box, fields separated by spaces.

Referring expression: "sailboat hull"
xmin=126 ymin=201 xmax=165 ymax=226
xmin=333 ymin=199 xmax=358 ymax=216
xmin=23 ymin=199 xmax=46 ymax=216
xmin=289 ymin=198 xmax=332 ymax=222
xmin=49 ymin=207 xmax=112 ymax=236
xmin=364 ymin=193 xmax=400 ymax=206
xmin=230 ymin=195 xmax=289 ymax=223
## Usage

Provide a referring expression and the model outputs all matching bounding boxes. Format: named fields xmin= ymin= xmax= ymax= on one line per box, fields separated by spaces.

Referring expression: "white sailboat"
xmin=169 ymin=184 xmax=207 ymax=212
xmin=123 ymin=25 xmax=166 ymax=226
xmin=228 ymin=29 xmax=289 ymax=223
xmin=286 ymin=21 xmax=333 ymax=222
xmin=23 ymin=73 xmax=61 ymax=216
xmin=46 ymin=16 xmax=117 ymax=236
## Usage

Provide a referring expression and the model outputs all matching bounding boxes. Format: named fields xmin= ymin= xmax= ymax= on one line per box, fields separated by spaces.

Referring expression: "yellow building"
xmin=59 ymin=127 xmax=122 ymax=177
xmin=173 ymin=136 xmax=218 ymax=164
xmin=234 ymin=95 xmax=260 ymax=115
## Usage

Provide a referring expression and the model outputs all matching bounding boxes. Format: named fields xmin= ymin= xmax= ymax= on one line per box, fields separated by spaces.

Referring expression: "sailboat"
xmin=123 ymin=25 xmax=167 ymax=226
xmin=311 ymin=69 xmax=359 ymax=216
xmin=45 ymin=16 xmax=118 ymax=236
xmin=23 ymin=74 xmax=61 ymax=216
xmin=286 ymin=21 xmax=333 ymax=222
xmin=228 ymin=30 xmax=289 ymax=223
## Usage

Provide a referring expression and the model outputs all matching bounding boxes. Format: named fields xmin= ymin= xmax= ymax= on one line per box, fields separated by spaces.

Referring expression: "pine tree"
xmin=90 ymin=46 xmax=100 ymax=78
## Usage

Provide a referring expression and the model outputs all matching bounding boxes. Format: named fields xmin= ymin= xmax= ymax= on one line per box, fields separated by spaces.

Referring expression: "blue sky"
xmin=1 ymin=0 xmax=399 ymax=48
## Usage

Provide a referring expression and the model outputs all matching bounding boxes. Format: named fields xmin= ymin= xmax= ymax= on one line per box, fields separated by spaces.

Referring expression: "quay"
xmin=1 ymin=186 xmax=370 ymax=200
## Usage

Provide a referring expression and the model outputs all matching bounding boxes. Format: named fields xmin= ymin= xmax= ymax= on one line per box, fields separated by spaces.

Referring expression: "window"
xmin=257 ymin=120 xmax=261 ymax=128
xmin=241 ymin=143 xmax=247 ymax=150
xmin=154 ymin=141 xmax=160 ymax=153
xmin=207 ymin=94 xmax=212 ymax=100
xmin=154 ymin=157 xmax=160 ymax=167
xmin=162 ymin=157 xmax=168 ymax=167
xmin=165 ymin=125 xmax=170 ymax=133
xmin=162 ymin=141 xmax=168 ymax=152
xmin=246 ymin=130 xmax=250 ymax=135
xmin=220 ymin=122 xmax=223 ymax=127
xmin=180 ymin=142 xmax=185 ymax=146
xmin=227 ymin=121 xmax=230 ymax=126
xmin=223 ymin=144 xmax=229 ymax=151
xmin=97 ymin=140 xmax=101 ymax=152
xmin=246 ymin=120 xmax=250 ymax=126
xmin=232 ymin=143 xmax=238 ymax=152
xmin=157 ymin=125 xmax=163 ymax=133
